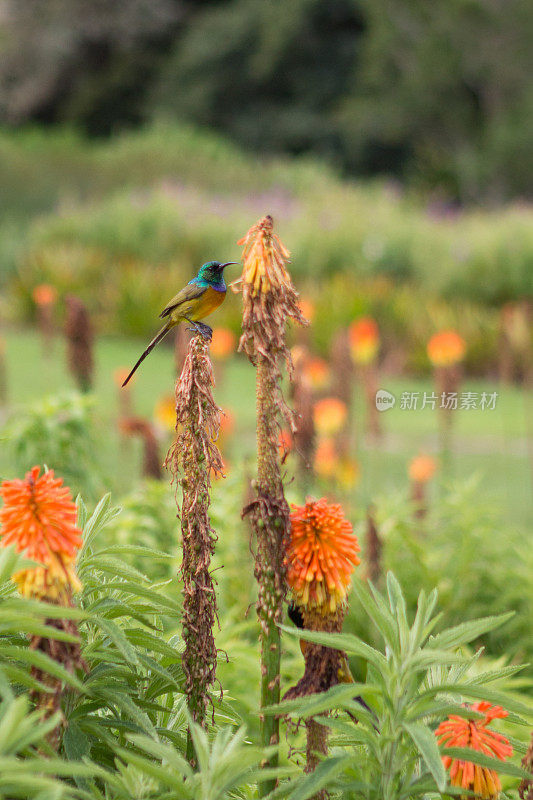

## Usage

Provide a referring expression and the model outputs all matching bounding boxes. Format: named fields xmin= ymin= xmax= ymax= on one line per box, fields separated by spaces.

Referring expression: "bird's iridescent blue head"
xmin=196 ymin=260 xmax=238 ymax=285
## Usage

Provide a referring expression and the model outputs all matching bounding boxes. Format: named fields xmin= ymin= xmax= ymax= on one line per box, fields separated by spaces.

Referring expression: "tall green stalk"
xmin=238 ymin=215 xmax=306 ymax=795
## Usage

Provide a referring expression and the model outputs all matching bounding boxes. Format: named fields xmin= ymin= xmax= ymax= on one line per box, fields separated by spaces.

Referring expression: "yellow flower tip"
xmin=237 ymin=214 xmax=291 ymax=297
xmin=427 ymin=329 xmax=466 ymax=367
xmin=313 ymin=397 xmax=348 ymax=436
xmin=287 ymin=497 xmax=360 ymax=614
xmin=408 ymin=454 xmax=438 ymax=484
xmin=436 ymin=701 xmax=512 ymax=799
xmin=349 ymin=317 xmax=380 ymax=365
xmin=13 ymin=554 xmax=81 ymax=603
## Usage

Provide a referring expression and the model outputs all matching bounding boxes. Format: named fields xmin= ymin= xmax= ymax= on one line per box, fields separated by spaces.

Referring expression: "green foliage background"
xmin=1 ymin=0 xmax=532 ymax=201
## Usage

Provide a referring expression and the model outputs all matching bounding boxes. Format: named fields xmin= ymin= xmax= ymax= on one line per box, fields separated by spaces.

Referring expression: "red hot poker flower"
xmin=288 ymin=498 xmax=360 ymax=613
xmin=435 ymin=702 xmax=513 ymax=799
xmin=0 ymin=466 xmax=82 ymax=564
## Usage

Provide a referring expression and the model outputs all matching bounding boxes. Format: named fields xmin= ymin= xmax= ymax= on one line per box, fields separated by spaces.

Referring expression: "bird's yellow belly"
xmin=172 ymin=286 xmax=226 ymax=324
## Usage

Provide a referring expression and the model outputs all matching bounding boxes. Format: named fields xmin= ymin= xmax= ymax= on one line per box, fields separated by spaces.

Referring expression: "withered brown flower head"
xmin=237 ymin=215 xmax=307 ymax=365
xmin=165 ymin=334 xmax=223 ymax=729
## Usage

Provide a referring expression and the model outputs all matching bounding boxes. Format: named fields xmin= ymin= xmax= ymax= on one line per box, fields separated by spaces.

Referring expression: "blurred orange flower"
xmin=114 ymin=366 xmax=134 ymax=387
xmin=349 ymin=317 xmax=380 ymax=365
xmin=210 ymin=327 xmax=236 ymax=360
xmin=33 ymin=284 xmax=57 ymax=306
xmin=299 ymin=298 xmax=315 ymax=323
xmin=436 ymin=702 xmax=512 ymax=799
xmin=154 ymin=394 xmax=176 ymax=431
xmin=313 ymin=397 xmax=348 ymax=436
xmin=288 ymin=498 xmax=360 ymax=613
xmin=336 ymin=457 xmax=360 ymax=489
xmin=219 ymin=408 xmax=235 ymax=441
xmin=278 ymin=429 xmax=293 ymax=456
xmin=303 ymin=357 xmax=330 ymax=391
xmin=0 ymin=467 xmax=83 ymax=600
xmin=314 ymin=438 xmax=338 ymax=479
xmin=427 ymin=330 xmax=466 ymax=367
xmin=408 ymin=454 xmax=437 ymax=483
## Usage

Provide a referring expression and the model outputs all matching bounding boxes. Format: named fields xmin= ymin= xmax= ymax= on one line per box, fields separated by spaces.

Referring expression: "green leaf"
xmin=403 ymin=721 xmax=447 ymax=791
xmin=442 ymin=747 xmax=531 ymax=779
xmin=92 ymin=617 xmax=142 ymax=667
xmin=429 ymin=613 xmax=515 ymax=651
xmin=62 ymin=720 xmax=90 ymax=762
xmin=263 ymin=682 xmax=376 ymax=718
xmin=285 ymin=755 xmax=350 ymax=800
xmin=0 ymin=645 xmax=85 ymax=691
xmin=278 ymin=624 xmax=388 ymax=671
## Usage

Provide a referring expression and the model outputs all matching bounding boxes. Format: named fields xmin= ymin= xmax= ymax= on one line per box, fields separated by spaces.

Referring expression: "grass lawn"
xmin=1 ymin=326 xmax=531 ymax=527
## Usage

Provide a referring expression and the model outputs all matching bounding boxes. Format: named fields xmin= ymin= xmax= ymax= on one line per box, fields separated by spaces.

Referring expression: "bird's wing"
xmin=159 ymin=282 xmax=205 ymax=319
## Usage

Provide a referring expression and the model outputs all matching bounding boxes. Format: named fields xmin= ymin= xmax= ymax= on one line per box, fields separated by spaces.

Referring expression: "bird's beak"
xmin=220 ymin=261 xmax=238 ymax=269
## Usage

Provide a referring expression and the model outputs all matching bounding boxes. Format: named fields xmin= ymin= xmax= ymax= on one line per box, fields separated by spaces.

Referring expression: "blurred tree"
xmin=1 ymin=0 xmax=532 ymax=200
xmin=151 ymin=0 xmax=363 ymax=161
xmin=0 ymin=0 xmax=184 ymax=134
xmin=339 ymin=0 xmax=533 ymax=201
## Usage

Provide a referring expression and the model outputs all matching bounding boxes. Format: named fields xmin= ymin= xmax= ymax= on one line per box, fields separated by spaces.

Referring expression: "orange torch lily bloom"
xmin=313 ymin=397 xmax=348 ymax=437
xmin=435 ymin=702 xmax=513 ymax=799
xmin=0 ymin=466 xmax=83 ymax=600
xmin=349 ymin=317 xmax=380 ymax=365
xmin=288 ymin=498 xmax=360 ymax=613
xmin=427 ymin=330 xmax=466 ymax=367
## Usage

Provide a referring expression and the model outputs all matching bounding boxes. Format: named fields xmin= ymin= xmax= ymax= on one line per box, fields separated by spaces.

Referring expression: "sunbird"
xmin=122 ymin=260 xmax=237 ymax=387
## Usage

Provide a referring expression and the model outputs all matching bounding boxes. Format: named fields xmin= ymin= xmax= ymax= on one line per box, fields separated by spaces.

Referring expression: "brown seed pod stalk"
xmin=165 ymin=334 xmax=223 ymax=764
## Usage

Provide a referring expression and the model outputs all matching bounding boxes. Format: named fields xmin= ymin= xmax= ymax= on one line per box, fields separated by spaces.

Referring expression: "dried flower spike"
xmin=165 ymin=334 xmax=223 ymax=763
xmin=65 ymin=295 xmax=94 ymax=392
xmin=238 ymin=214 xmax=307 ymax=367
xmin=436 ymin=701 xmax=513 ymax=799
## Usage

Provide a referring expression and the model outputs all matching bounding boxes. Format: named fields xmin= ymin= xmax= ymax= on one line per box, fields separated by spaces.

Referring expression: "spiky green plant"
xmin=272 ymin=572 xmax=531 ymax=800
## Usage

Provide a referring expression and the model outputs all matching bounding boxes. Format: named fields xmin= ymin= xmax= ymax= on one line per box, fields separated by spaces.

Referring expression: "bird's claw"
xmin=186 ymin=322 xmax=212 ymax=341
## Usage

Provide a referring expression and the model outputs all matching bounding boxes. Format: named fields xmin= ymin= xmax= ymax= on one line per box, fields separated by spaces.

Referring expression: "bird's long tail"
xmin=122 ymin=321 xmax=172 ymax=387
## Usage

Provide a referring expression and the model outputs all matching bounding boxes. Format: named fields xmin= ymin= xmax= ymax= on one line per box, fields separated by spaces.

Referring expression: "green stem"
xmin=255 ymin=357 xmax=286 ymax=796
xmin=306 ymin=718 xmax=329 ymax=800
